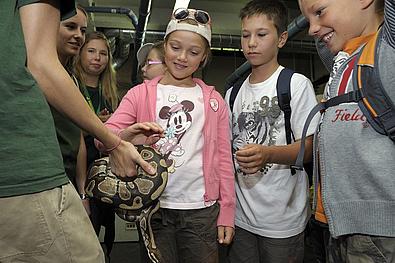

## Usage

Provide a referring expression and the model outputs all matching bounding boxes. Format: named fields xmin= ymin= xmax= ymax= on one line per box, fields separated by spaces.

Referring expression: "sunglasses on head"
xmin=173 ymin=8 xmax=211 ymax=25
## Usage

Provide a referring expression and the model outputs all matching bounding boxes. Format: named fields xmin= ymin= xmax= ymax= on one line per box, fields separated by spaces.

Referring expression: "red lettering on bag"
xmin=332 ymin=108 xmax=366 ymax=122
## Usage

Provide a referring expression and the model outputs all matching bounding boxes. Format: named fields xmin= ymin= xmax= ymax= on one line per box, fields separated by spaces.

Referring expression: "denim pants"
xmin=0 ymin=183 xmax=105 ymax=263
xmin=327 ymin=234 xmax=395 ymax=263
xmin=150 ymin=203 xmax=220 ymax=263
xmin=226 ymin=226 xmax=304 ymax=263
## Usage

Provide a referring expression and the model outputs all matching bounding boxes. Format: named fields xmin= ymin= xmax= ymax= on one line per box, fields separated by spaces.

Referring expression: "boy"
xmin=225 ymin=0 xmax=319 ymax=262
xmin=299 ymin=0 xmax=395 ymax=262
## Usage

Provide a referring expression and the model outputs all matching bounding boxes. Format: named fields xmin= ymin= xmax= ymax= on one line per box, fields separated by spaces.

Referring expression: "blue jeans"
xmin=0 ymin=183 xmax=104 ymax=263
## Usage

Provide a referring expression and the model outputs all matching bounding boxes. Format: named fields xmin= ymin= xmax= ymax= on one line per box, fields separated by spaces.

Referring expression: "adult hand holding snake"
xmin=107 ymin=122 xmax=164 ymax=178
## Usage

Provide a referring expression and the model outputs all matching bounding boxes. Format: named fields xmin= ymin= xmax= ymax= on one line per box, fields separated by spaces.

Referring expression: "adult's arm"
xmin=19 ymin=1 xmax=154 ymax=177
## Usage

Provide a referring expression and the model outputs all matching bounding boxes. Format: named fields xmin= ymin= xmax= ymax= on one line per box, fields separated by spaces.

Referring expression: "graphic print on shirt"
xmin=153 ymin=99 xmax=194 ymax=173
xmin=325 ymin=51 xmax=349 ymax=99
xmin=232 ymin=95 xmax=282 ymax=175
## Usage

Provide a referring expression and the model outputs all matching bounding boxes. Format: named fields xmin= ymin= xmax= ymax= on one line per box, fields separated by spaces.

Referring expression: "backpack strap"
xmin=293 ymin=90 xmax=362 ymax=171
xmin=277 ymin=68 xmax=296 ymax=144
xmin=353 ymin=29 xmax=395 ymax=142
xmin=276 ymin=68 xmax=296 ymax=174
xmin=229 ymin=69 xmax=250 ymax=112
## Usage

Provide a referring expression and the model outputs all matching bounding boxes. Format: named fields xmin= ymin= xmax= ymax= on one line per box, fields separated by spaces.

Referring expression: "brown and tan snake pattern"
xmin=86 ymin=145 xmax=168 ymax=263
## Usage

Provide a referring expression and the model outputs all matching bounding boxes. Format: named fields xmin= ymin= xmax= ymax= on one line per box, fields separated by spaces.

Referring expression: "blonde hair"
xmin=164 ymin=19 xmax=211 ymax=68
xmin=74 ymin=31 xmax=119 ymax=110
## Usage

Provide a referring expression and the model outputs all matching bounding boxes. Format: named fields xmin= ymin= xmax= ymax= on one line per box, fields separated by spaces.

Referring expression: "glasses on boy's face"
xmin=143 ymin=60 xmax=163 ymax=67
xmin=172 ymin=8 xmax=211 ymax=25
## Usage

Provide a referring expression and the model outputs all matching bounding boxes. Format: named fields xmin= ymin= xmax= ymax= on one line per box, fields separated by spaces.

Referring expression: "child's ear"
xmin=199 ymin=54 xmax=207 ymax=68
xmin=278 ymin=31 xmax=288 ymax=49
xmin=359 ymin=0 xmax=375 ymax=10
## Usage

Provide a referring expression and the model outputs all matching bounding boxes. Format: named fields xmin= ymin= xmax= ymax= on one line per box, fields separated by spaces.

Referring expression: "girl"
xmin=137 ymin=41 xmax=167 ymax=80
xmin=74 ymin=31 xmax=119 ymax=257
xmin=99 ymin=8 xmax=235 ymax=263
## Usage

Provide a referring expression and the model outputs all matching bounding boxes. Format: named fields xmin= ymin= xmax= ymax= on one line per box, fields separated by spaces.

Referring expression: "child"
xmin=101 ymin=8 xmax=235 ymax=262
xmin=299 ymin=0 xmax=395 ymax=261
xmin=73 ymin=31 xmax=119 ymax=257
xmin=137 ymin=41 xmax=167 ymax=80
xmin=225 ymin=1 xmax=319 ymax=262
xmin=74 ymin=31 xmax=119 ymax=214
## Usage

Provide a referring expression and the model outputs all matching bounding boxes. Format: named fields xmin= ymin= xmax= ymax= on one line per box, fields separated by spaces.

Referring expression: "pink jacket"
xmin=97 ymin=76 xmax=235 ymax=227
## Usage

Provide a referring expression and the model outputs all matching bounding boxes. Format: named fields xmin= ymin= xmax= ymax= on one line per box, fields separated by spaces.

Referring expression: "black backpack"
xmin=228 ymin=68 xmax=313 ymax=184
xmin=294 ymin=29 xmax=395 ymax=171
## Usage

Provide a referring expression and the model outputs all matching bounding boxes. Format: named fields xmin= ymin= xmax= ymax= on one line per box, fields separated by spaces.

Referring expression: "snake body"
xmin=86 ymin=145 xmax=168 ymax=263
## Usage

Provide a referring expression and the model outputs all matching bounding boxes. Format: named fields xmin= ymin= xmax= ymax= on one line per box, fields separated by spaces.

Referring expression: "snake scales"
xmin=86 ymin=145 xmax=169 ymax=263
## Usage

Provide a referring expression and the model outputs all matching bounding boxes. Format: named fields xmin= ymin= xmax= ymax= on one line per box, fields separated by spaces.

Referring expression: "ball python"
xmin=86 ymin=145 xmax=168 ymax=263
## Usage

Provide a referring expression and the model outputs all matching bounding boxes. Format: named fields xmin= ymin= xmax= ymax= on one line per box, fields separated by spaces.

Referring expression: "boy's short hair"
xmin=239 ymin=0 xmax=288 ymax=36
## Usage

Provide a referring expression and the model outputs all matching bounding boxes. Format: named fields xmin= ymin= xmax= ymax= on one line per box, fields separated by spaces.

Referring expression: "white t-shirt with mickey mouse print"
xmin=154 ymin=83 xmax=210 ymax=209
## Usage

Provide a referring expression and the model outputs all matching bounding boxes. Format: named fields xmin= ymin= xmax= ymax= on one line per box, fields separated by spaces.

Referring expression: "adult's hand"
xmin=109 ymin=140 xmax=156 ymax=177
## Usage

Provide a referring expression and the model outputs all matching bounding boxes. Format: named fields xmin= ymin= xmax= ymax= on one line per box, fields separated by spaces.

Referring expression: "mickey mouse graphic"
xmin=153 ymin=100 xmax=194 ymax=170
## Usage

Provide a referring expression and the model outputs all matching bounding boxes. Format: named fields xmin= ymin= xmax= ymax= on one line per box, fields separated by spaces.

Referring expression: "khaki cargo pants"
xmin=0 ymin=183 xmax=105 ymax=263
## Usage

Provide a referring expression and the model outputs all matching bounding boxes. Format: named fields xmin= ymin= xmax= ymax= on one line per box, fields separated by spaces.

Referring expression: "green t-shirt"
xmin=0 ymin=0 xmax=76 ymax=197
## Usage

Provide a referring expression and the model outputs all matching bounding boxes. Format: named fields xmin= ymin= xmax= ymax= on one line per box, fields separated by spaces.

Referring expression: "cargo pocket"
xmin=0 ymin=191 xmax=53 ymax=259
xmin=347 ymin=235 xmax=388 ymax=263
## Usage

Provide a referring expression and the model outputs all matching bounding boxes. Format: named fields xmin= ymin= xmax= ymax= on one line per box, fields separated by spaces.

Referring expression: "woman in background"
xmin=74 ymin=31 xmax=119 ymax=257
xmin=52 ymin=5 xmax=87 ymax=186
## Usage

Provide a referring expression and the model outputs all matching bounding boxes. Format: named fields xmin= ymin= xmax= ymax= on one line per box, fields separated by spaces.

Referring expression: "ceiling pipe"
xmin=102 ymin=29 xmax=133 ymax=70
xmin=224 ymin=14 xmax=309 ymax=91
xmin=287 ymin=14 xmax=309 ymax=39
xmin=84 ymin=7 xmax=138 ymax=70
xmin=84 ymin=6 xmax=138 ymax=29
xmin=131 ymin=0 xmax=153 ymax=85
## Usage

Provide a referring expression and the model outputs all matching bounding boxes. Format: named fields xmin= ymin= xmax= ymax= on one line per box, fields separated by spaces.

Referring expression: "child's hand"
xmin=217 ymin=226 xmax=234 ymax=245
xmin=235 ymin=144 xmax=270 ymax=174
xmin=98 ymin=108 xmax=111 ymax=122
xmin=120 ymin=122 xmax=164 ymax=145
